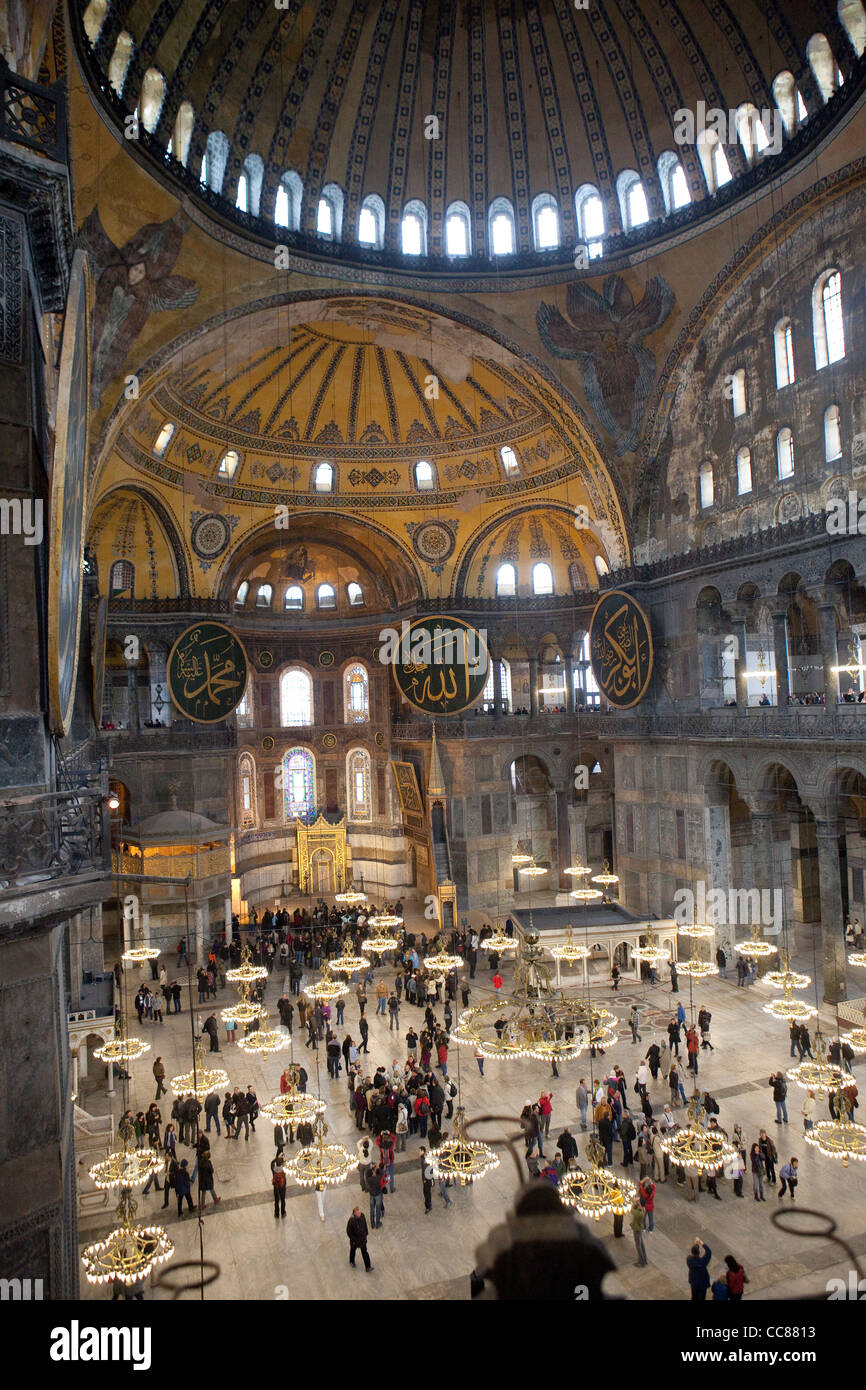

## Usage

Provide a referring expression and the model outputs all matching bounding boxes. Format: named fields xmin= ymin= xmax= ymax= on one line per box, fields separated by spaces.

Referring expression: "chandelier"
xmin=511 ymin=845 xmax=533 ymax=865
xmin=427 ymin=1107 xmax=500 ymax=1186
xmin=762 ymin=983 xmax=818 ymax=1023
xmin=804 ymin=1092 xmax=866 ymax=1167
xmin=121 ymin=922 xmax=160 ymax=965
xmin=842 ymin=1028 xmax=866 ymax=1053
xmin=330 ymin=938 xmax=372 ymax=974
xmin=236 ymin=1015 xmax=291 ymax=1057
xmin=221 ymin=986 xmax=268 ymax=1027
xmin=424 ymin=938 xmax=465 ymax=974
xmin=558 ymin=1137 xmax=638 ymax=1220
xmin=366 ymin=912 xmax=403 ymax=929
xmin=659 ymin=1095 xmax=737 ymax=1175
xmin=484 ymin=928 xmax=518 ymax=954
xmin=334 ymin=888 xmax=367 ymax=906
xmin=304 ymin=963 xmax=350 ymax=1002
xmin=549 ymin=927 xmax=591 ymax=965
xmin=677 ymin=938 xmax=718 ymax=979
xmin=170 ymin=1037 xmax=230 ymax=1097
xmin=848 ymin=951 xmax=866 ymax=968
xmin=288 ymin=1113 xmax=358 ymax=1190
xmin=764 ymin=954 xmax=811 ymax=991
xmin=591 ymin=861 xmax=619 ymax=894
xmin=81 ymin=1120 xmax=173 ymax=1286
xmin=93 ymin=1035 xmax=150 ymax=1064
xmin=631 ymin=931 xmax=671 ymax=966
xmin=677 ymin=919 xmax=715 ymax=939
xmin=518 ymin=861 xmax=548 ymax=877
xmin=733 ymin=924 xmax=778 ymax=958
xmin=562 ymin=863 xmax=591 ymax=878
xmin=225 ymin=943 xmax=268 ymax=986
xmin=787 ymin=1034 xmax=846 ymax=1093
xmin=570 ymin=887 xmax=603 ymax=905
xmin=260 ymin=1067 xmax=326 ymax=1129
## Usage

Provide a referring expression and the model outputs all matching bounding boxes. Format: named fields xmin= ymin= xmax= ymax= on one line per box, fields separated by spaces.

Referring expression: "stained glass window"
xmin=238 ymin=754 xmax=256 ymax=827
xmin=344 ymin=663 xmax=369 ymax=722
xmin=283 ymin=747 xmax=315 ymax=821
xmin=347 ymin=748 xmax=371 ymax=820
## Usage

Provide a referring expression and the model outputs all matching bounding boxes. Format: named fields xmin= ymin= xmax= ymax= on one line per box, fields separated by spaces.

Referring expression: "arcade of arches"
xmin=2 ymin=0 xmax=866 ymax=1310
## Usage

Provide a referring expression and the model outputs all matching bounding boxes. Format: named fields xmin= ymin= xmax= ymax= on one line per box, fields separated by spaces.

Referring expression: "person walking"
xmin=271 ymin=1152 xmax=287 ymax=1217
xmin=175 ymin=1159 xmax=195 ymax=1217
xmin=725 ymin=1255 xmax=748 ymax=1300
xmin=801 ymin=1089 xmax=816 ymax=1132
xmin=419 ymin=1147 xmax=434 ymax=1213
xmin=475 ymin=1046 xmax=485 ymax=1077
xmin=538 ymin=1091 xmax=553 ymax=1140
xmin=347 ymin=1206 xmax=373 ymax=1270
xmin=153 ymin=1057 xmax=166 ymax=1100
xmin=631 ymin=1200 xmax=648 ymax=1267
xmin=715 ymin=946 xmax=727 ymax=978
xmin=197 ymin=1150 xmax=220 ymax=1210
xmin=576 ymin=1079 xmax=589 ymax=1130
xmin=204 ymin=1090 xmax=221 ymax=1137
xmin=778 ymin=1156 xmax=799 ymax=1200
xmin=388 ymin=992 xmax=400 ymax=1030
xmin=759 ymin=1129 xmax=777 ymax=1185
xmin=359 ymin=1014 xmax=370 ymax=1054
xmin=639 ymin=1176 xmax=655 ymax=1232
xmin=491 ymin=970 xmax=503 ymax=997
xmin=687 ymin=1239 xmax=712 ymax=1301
xmin=698 ymin=1006 xmax=714 ymax=1052
xmin=750 ymin=1142 xmax=765 ymax=1201
xmin=630 ymin=1006 xmax=641 ymax=1044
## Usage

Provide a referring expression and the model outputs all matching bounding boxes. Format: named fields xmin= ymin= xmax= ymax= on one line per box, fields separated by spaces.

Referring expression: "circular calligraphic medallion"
xmin=322 ymin=733 xmax=337 ymax=749
xmin=261 ymin=736 xmax=275 ymax=752
xmin=168 ymin=622 xmax=249 ymax=723
xmin=391 ymin=616 xmax=489 ymax=717
xmin=191 ymin=513 xmax=230 ymax=561
xmin=318 ymin=650 xmax=335 ymax=668
xmin=412 ymin=521 xmax=455 ymax=566
xmin=588 ymin=590 xmax=653 ymax=709
xmin=258 ymin=650 xmax=274 ymax=669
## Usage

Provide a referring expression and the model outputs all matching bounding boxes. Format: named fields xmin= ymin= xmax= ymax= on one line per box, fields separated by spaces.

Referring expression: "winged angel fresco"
xmin=537 ymin=274 xmax=674 ymax=455
xmin=78 ymin=207 xmax=200 ymax=406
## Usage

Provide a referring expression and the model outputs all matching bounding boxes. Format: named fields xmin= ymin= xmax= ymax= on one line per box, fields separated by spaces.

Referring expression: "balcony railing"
xmin=0 ymin=789 xmax=107 ymax=888
xmin=99 ymin=727 xmax=237 ymax=753
xmin=0 ymin=57 xmax=67 ymax=162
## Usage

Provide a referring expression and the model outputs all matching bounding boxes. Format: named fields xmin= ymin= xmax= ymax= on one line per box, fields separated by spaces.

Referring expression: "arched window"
xmin=313 ymin=461 xmax=334 ymax=493
xmin=697 ymin=130 xmax=732 ymax=193
xmin=110 ymin=560 xmax=134 ymax=596
xmin=772 ymin=71 xmax=801 ymax=134
xmin=347 ymin=582 xmax=364 ymax=607
xmin=735 ymin=104 xmax=772 ymax=162
xmin=496 ymin=563 xmax=517 ymax=597
xmin=401 ymin=200 xmax=427 ymax=255
xmin=839 ymin=0 xmax=866 ymax=55
xmin=500 ymin=445 xmax=520 ymax=477
xmin=238 ymin=753 xmax=256 ymax=827
xmin=574 ymin=185 xmax=605 ymax=258
xmin=445 ymin=201 xmax=471 ymax=256
xmin=824 ymin=403 xmax=843 ymax=461
xmin=576 ymin=630 xmax=600 ymax=707
xmin=344 ymin=663 xmax=369 ymax=722
xmin=172 ymin=102 xmax=194 ymax=166
xmin=774 ymin=318 xmax=796 ymax=387
xmin=108 ymin=32 xmax=134 ymax=94
xmin=153 ymin=422 xmax=174 ymax=456
xmin=358 ymin=194 xmax=385 ymax=247
xmin=235 ymin=580 xmax=249 ymax=606
xmin=203 ymin=131 xmax=229 ymax=193
xmin=256 ymin=583 xmax=273 ymax=608
xmin=235 ymin=685 xmax=252 ymax=728
xmin=617 ymin=171 xmax=649 ymax=230
xmin=594 ymin=555 xmax=610 ymax=578
xmin=280 ymin=669 xmax=313 ymax=726
xmin=139 ymin=69 xmax=165 ymax=134
xmin=807 ymin=34 xmax=840 ymax=101
xmin=488 ymin=198 xmax=516 ymax=255
xmin=730 ymin=367 xmax=748 ymax=418
xmin=657 ymin=151 xmax=690 ymax=212
xmin=317 ymin=583 xmax=336 ymax=609
xmin=275 ymin=171 xmax=303 ymax=229
xmin=83 ymin=0 xmax=107 ymax=43
xmin=414 ymin=460 xmax=434 ymax=491
xmin=531 ymin=194 xmax=560 ymax=250
xmin=736 ymin=446 xmax=753 ymax=495
xmin=532 ymin=562 xmax=554 ymax=596
xmin=317 ymin=183 xmax=344 ymax=240
xmin=776 ymin=427 xmax=795 ymax=479
xmin=282 ymin=747 xmax=315 ymax=821
xmin=347 ymin=748 xmax=372 ymax=820
xmin=218 ymin=450 xmax=240 ymax=478
xmin=237 ymin=155 xmax=263 ymax=216
xmin=813 ymin=269 xmax=845 ymax=367
xmin=481 ymin=659 xmax=512 ymax=711
xmin=698 ymin=463 xmax=714 ymax=510
xmin=284 ymin=585 xmax=304 ymax=610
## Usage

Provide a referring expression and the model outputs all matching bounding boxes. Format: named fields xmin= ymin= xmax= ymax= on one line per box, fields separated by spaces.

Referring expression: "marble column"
xmin=771 ymin=610 xmax=790 ymax=707
xmin=528 ymin=659 xmax=539 ymax=717
xmin=564 ymin=656 xmax=575 ymax=715
xmin=567 ymin=803 xmax=589 ymax=867
xmin=194 ymin=904 xmax=206 ymax=964
xmin=815 ymin=820 xmax=848 ymax=1003
xmin=730 ymin=616 xmax=748 ymax=710
xmin=816 ymin=600 xmax=839 ymax=708
xmin=225 ymin=897 xmax=233 ymax=934
xmin=126 ymin=662 xmax=140 ymax=732
xmin=492 ymin=656 xmax=503 ymax=716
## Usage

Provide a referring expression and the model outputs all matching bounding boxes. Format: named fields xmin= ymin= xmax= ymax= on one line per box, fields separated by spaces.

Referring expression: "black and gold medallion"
xmin=168 ymin=622 xmax=249 ymax=723
xmin=588 ymin=590 xmax=653 ymax=709
xmin=391 ymin=616 xmax=488 ymax=716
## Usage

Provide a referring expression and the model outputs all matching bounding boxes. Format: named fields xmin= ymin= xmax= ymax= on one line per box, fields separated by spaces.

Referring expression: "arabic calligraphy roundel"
xmin=391 ymin=615 xmax=489 ymax=717
xmin=588 ymin=590 xmax=653 ymax=709
xmin=168 ymin=622 xmax=249 ymax=724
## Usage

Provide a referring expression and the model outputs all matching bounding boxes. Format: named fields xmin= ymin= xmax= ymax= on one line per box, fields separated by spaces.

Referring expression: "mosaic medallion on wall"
xmin=261 ymin=736 xmax=275 ymax=752
xmin=588 ymin=590 xmax=654 ymax=710
xmin=374 ymin=730 xmax=384 ymax=746
xmin=258 ymin=650 xmax=274 ymax=669
xmin=322 ymin=733 xmax=337 ymax=749
xmin=167 ymin=622 xmax=249 ymax=723
xmin=191 ymin=512 xmax=231 ymax=561
xmin=318 ymin=650 xmax=335 ymax=668
xmin=410 ymin=520 xmax=456 ymax=568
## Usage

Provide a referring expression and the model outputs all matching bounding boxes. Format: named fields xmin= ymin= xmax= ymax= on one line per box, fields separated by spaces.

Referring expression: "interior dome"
xmin=76 ymin=0 xmax=866 ymax=268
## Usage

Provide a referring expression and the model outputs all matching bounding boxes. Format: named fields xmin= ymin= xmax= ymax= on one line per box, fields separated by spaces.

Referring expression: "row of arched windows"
xmin=278 ymin=664 xmax=369 ymax=726
xmin=699 ymin=405 xmax=844 ymax=509
xmin=235 ymin=581 xmax=364 ymax=611
xmin=87 ymin=0 xmax=866 ymax=261
xmin=238 ymin=745 xmax=373 ymax=823
xmin=494 ymin=557 xmax=608 ymax=598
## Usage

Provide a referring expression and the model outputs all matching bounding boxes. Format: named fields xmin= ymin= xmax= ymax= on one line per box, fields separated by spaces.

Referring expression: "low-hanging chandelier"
xmin=764 ymin=953 xmax=812 ymax=992
xmin=762 ymin=982 xmax=818 ymax=1023
xmin=288 ymin=1113 xmax=358 ymax=1190
xmin=631 ymin=930 xmax=671 ymax=966
xmin=121 ymin=921 xmax=160 ymax=966
xmin=225 ymin=943 xmax=269 ymax=987
xmin=659 ymin=1095 xmax=738 ymax=1175
xmin=93 ymin=1035 xmax=151 ymax=1064
xmin=549 ymin=926 xmax=592 ymax=965
xmin=558 ymin=1136 xmax=638 ymax=1220
xmin=428 ymin=1107 xmax=500 ymax=1186
xmin=170 ymin=1036 xmax=230 ymax=1097
xmin=81 ymin=1117 xmax=173 ymax=1287
xmin=260 ymin=1065 xmax=326 ymax=1130
xmin=786 ymin=1033 xmax=846 ymax=1093
xmin=804 ymin=1092 xmax=866 ymax=1167
xmin=305 ymin=963 xmax=350 ymax=1003
xmin=330 ymin=937 xmax=372 ymax=974
xmin=733 ymin=924 xmax=779 ymax=958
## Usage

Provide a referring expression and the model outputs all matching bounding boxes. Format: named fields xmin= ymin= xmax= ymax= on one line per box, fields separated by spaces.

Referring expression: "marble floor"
xmin=75 ymin=917 xmax=866 ymax=1301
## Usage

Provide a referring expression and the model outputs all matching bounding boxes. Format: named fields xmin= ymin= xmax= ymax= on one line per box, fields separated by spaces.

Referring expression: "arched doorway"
xmin=311 ymin=848 xmax=334 ymax=895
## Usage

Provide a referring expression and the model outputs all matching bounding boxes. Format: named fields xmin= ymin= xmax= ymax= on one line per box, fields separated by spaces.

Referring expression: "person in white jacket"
xmin=801 ymin=1089 xmax=816 ymax=1132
